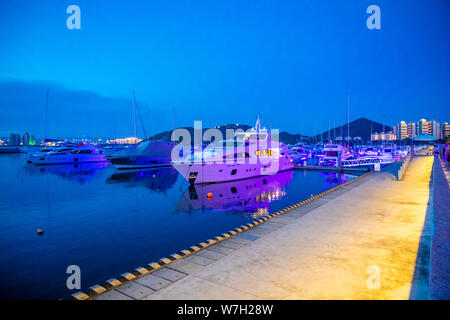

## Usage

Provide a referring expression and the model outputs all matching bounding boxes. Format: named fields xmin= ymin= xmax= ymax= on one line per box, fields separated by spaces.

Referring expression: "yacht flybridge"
xmin=172 ymin=117 xmax=294 ymax=184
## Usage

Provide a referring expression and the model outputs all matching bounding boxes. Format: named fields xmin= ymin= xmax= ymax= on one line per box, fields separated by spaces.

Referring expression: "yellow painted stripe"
xmin=149 ymin=262 xmax=161 ymax=270
xmin=190 ymin=246 xmax=201 ymax=251
xmin=122 ymin=273 xmax=136 ymax=281
xmin=90 ymin=285 xmax=106 ymax=294
xmin=181 ymin=249 xmax=191 ymax=255
xmin=72 ymin=292 xmax=90 ymax=300
xmin=160 ymin=257 xmax=172 ymax=264
xmin=106 ymin=278 xmax=122 ymax=287
xmin=135 ymin=267 xmax=149 ymax=275
xmin=171 ymin=253 xmax=182 ymax=260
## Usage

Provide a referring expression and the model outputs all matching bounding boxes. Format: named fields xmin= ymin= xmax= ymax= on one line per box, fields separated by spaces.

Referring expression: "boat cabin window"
xmin=70 ymin=149 xmax=94 ymax=154
xmin=326 ymin=151 xmax=338 ymax=157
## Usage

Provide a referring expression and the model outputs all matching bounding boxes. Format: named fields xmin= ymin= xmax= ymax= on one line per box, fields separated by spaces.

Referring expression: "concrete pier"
xmin=92 ymin=155 xmax=445 ymax=300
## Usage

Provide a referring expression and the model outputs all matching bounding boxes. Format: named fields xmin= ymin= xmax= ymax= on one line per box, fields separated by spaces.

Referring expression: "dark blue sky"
xmin=0 ymin=0 xmax=449 ymax=138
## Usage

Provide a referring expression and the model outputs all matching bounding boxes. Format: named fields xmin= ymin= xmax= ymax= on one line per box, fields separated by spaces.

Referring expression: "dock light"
xmin=207 ymin=192 xmax=213 ymax=200
xmin=37 ymin=228 xmax=44 ymax=236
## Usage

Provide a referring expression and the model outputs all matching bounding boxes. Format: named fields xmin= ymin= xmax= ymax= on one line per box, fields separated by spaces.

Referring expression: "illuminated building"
xmin=371 ymin=132 xmax=396 ymax=141
xmin=107 ymin=137 xmax=142 ymax=144
xmin=407 ymin=122 xmax=416 ymax=139
xmin=416 ymin=119 xmax=429 ymax=136
xmin=394 ymin=121 xmax=408 ymax=140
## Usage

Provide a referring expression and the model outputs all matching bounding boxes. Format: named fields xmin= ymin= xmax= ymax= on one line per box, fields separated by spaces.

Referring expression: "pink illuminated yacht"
xmin=172 ymin=117 xmax=294 ymax=184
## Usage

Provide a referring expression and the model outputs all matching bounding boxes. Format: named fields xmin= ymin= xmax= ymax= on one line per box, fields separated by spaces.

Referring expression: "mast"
xmin=347 ymin=91 xmax=350 ymax=147
xmin=113 ymin=112 xmax=117 ymax=140
xmin=132 ymin=90 xmax=137 ymax=139
xmin=133 ymin=91 xmax=147 ymax=140
xmin=44 ymin=88 xmax=49 ymax=141
xmin=333 ymin=120 xmax=336 ymax=142
xmin=172 ymin=107 xmax=175 ymax=132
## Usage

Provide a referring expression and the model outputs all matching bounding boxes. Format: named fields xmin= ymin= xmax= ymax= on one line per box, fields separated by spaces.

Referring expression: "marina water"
xmin=0 ymin=154 xmax=359 ymax=299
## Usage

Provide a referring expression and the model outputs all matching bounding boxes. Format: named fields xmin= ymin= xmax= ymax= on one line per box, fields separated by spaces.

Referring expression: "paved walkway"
xmin=94 ymin=156 xmax=435 ymax=300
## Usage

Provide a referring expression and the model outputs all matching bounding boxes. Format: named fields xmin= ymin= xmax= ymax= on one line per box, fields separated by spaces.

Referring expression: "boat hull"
xmin=173 ymin=157 xmax=294 ymax=184
xmin=29 ymin=153 xmax=107 ymax=165
xmin=109 ymin=156 xmax=172 ymax=170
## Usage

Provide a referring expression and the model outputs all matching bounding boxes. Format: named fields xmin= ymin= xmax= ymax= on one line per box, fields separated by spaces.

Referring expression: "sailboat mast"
xmin=347 ymin=91 xmax=350 ymax=147
xmin=44 ymin=88 xmax=49 ymax=141
xmin=113 ymin=112 xmax=117 ymax=140
xmin=132 ymin=90 xmax=137 ymax=139
xmin=172 ymin=107 xmax=175 ymax=132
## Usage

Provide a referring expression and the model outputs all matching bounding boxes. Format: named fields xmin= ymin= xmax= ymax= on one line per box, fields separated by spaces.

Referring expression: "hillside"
xmin=313 ymin=118 xmax=391 ymax=143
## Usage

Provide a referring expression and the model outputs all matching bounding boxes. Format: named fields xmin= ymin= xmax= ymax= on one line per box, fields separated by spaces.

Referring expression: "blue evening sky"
xmin=0 ymin=0 xmax=449 ymax=138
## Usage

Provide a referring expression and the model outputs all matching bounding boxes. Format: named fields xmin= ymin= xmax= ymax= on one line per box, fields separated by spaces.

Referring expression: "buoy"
xmin=207 ymin=192 xmax=213 ymax=200
xmin=37 ymin=228 xmax=44 ymax=236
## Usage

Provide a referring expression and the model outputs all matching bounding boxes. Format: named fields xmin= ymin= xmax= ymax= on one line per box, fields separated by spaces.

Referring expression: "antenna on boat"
xmin=44 ymin=88 xmax=49 ymax=141
xmin=255 ymin=113 xmax=262 ymax=132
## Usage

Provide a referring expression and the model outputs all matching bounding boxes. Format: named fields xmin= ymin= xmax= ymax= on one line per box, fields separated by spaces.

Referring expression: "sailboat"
xmin=108 ymin=91 xmax=174 ymax=170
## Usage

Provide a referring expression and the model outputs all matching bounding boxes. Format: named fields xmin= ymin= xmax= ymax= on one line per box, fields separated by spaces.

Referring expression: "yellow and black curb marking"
xmin=72 ymin=172 xmax=372 ymax=300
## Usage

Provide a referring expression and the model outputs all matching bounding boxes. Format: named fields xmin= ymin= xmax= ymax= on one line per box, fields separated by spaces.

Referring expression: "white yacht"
xmin=28 ymin=143 xmax=107 ymax=165
xmin=319 ymin=144 xmax=353 ymax=166
xmin=172 ymin=117 xmax=294 ymax=184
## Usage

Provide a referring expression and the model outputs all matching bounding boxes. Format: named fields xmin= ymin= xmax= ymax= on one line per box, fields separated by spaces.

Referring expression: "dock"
xmin=294 ymin=164 xmax=370 ymax=173
xmin=81 ymin=153 xmax=448 ymax=300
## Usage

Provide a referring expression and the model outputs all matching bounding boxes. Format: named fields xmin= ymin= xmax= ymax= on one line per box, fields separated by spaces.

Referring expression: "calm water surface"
xmin=0 ymin=154 xmax=358 ymax=299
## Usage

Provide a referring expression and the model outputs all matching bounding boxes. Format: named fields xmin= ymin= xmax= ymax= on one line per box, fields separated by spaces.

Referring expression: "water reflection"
xmin=321 ymin=172 xmax=354 ymax=190
xmin=23 ymin=162 xmax=109 ymax=184
xmin=176 ymin=170 xmax=293 ymax=218
xmin=106 ymin=167 xmax=178 ymax=193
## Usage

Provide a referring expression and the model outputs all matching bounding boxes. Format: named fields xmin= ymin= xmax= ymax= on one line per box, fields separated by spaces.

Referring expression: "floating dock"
xmin=76 ymin=153 xmax=448 ymax=300
xmin=295 ymin=164 xmax=370 ymax=173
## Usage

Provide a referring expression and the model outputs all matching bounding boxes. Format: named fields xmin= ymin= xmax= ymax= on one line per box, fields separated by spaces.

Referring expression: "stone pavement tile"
xmin=115 ymin=281 xmax=155 ymax=300
xmin=196 ymin=248 xmax=226 ymax=260
xmin=219 ymin=239 xmax=248 ymax=249
xmin=167 ymin=260 xmax=204 ymax=275
xmin=185 ymin=255 xmax=215 ymax=266
xmin=235 ymin=233 xmax=260 ymax=241
xmin=262 ymin=221 xmax=285 ymax=228
xmin=143 ymin=276 xmax=261 ymax=300
xmin=136 ymin=274 xmax=172 ymax=290
xmin=269 ymin=215 xmax=297 ymax=223
xmin=207 ymin=244 xmax=236 ymax=254
xmin=246 ymin=226 xmax=275 ymax=236
xmin=152 ymin=267 xmax=187 ymax=282
xmin=227 ymin=237 xmax=251 ymax=245
xmin=93 ymin=290 xmax=133 ymax=300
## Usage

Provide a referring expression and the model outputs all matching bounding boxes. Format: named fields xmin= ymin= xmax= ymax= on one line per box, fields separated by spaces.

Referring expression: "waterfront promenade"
xmin=92 ymin=155 xmax=441 ymax=300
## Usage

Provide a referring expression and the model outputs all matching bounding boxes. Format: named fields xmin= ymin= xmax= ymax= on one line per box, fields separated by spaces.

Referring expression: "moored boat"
xmin=108 ymin=140 xmax=174 ymax=170
xmin=172 ymin=117 xmax=294 ymax=184
xmin=28 ymin=143 xmax=107 ymax=165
